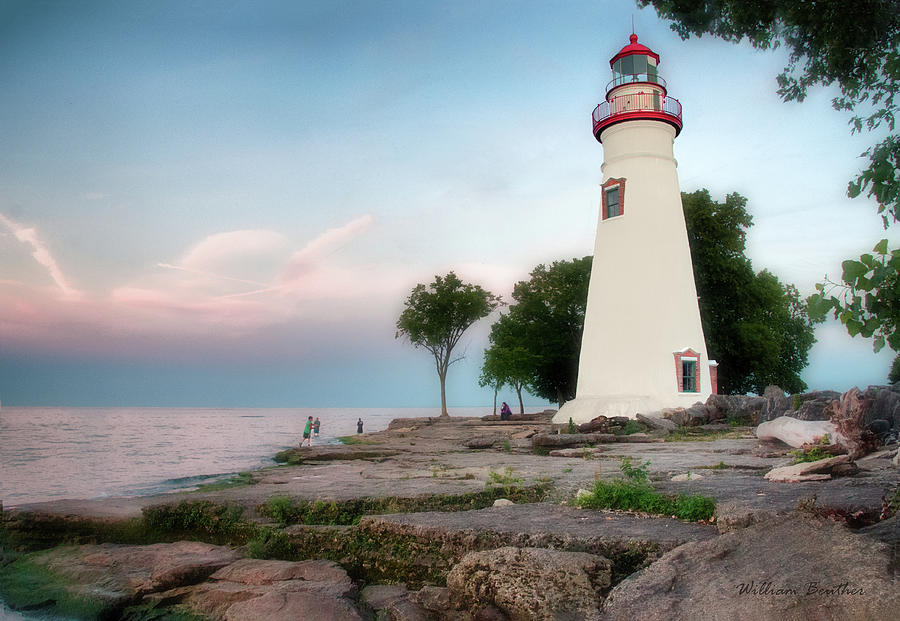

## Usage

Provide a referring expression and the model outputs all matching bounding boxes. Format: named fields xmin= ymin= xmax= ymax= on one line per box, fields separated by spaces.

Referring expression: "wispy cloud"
xmin=0 ymin=212 xmax=81 ymax=300
xmin=282 ymin=214 xmax=375 ymax=285
xmin=180 ymin=229 xmax=287 ymax=270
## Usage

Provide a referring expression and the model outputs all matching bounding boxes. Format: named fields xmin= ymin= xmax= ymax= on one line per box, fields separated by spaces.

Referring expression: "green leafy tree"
xmin=684 ymin=189 xmax=815 ymax=394
xmin=808 ymin=240 xmax=900 ymax=356
xmin=396 ymin=272 xmax=501 ymax=416
xmin=478 ymin=356 xmax=505 ymax=416
xmin=638 ymin=0 xmax=900 ymax=224
xmin=495 ymin=258 xmax=593 ymax=409
xmin=481 ymin=316 xmax=540 ymax=414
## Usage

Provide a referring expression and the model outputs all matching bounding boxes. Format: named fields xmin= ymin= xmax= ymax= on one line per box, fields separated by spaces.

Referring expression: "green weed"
xmin=790 ymin=435 xmax=833 ymax=464
xmin=575 ymin=458 xmax=715 ymax=522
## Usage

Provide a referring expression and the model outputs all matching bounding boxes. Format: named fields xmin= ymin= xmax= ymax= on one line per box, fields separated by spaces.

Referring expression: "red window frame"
xmin=601 ymin=177 xmax=626 ymax=220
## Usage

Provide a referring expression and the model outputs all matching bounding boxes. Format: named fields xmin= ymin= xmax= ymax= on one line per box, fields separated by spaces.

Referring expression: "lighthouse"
xmin=555 ymin=34 xmax=715 ymax=424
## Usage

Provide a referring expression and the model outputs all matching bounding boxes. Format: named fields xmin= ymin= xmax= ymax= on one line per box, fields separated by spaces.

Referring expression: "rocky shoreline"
xmin=2 ymin=394 xmax=899 ymax=620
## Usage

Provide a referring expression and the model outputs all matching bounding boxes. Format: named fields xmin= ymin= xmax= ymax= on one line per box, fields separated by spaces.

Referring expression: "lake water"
xmin=0 ymin=405 xmax=519 ymax=618
xmin=0 ymin=406 xmax=498 ymax=508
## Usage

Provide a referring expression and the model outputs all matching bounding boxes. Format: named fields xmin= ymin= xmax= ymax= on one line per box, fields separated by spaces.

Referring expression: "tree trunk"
xmin=439 ymin=371 xmax=449 ymax=416
xmin=516 ymin=384 xmax=524 ymax=414
xmin=493 ymin=388 xmax=498 ymax=415
xmin=557 ymin=388 xmax=565 ymax=410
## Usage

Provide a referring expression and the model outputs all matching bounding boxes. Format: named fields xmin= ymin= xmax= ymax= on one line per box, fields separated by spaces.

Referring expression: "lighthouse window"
xmin=601 ymin=178 xmax=625 ymax=220
xmin=632 ymin=55 xmax=647 ymax=75
xmin=619 ymin=55 xmax=634 ymax=76
xmin=605 ymin=187 xmax=620 ymax=218
xmin=682 ymin=360 xmax=697 ymax=392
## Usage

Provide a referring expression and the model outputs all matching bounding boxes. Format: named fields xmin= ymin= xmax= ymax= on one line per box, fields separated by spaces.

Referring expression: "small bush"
xmin=622 ymin=420 xmax=645 ymax=435
xmin=567 ymin=417 xmax=577 ymax=434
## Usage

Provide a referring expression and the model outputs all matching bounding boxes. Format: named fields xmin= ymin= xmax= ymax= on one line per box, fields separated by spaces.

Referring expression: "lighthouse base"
xmin=552 ymin=392 xmax=710 ymax=425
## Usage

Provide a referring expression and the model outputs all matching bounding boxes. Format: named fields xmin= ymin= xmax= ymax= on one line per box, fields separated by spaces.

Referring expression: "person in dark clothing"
xmin=500 ymin=402 xmax=512 ymax=421
xmin=357 ymin=418 xmax=364 ymax=434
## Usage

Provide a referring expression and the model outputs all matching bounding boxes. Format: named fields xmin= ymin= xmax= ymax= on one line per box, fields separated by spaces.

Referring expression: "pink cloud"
xmin=0 ymin=212 xmax=82 ymax=300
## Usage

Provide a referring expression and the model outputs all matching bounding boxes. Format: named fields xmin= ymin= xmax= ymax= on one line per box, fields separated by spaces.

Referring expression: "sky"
xmin=1 ymin=0 xmax=898 ymax=408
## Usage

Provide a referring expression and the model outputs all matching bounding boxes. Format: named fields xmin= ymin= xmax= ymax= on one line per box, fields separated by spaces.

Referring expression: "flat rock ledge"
xmin=532 ymin=432 xmax=663 ymax=448
xmin=1 ymin=543 xmax=363 ymax=620
xmin=600 ymin=514 xmax=900 ymax=621
xmin=358 ymin=503 xmax=716 ymax=581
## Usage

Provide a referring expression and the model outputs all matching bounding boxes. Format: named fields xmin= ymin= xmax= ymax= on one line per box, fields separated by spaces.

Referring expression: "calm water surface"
xmin=0 ymin=406 xmax=494 ymax=507
xmin=0 ymin=405 xmax=509 ymax=619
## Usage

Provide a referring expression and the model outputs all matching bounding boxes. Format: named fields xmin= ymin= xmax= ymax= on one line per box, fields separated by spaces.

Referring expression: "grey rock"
xmin=548 ymin=447 xmax=603 ymax=457
xmin=714 ymin=500 xmax=777 ymax=533
xmin=493 ymin=499 xmax=515 ymax=507
xmin=792 ymin=390 xmax=841 ymax=421
xmin=224 ymin=591 xmax=363 ymax=621
xmin=862 ymin=385 xmax=900 ymax=429
xmin=758 ymin=385 xmax=792 ymax=423
xmin=412 ymin=586 xmax=453 ymax=612
xmin=18 ymin=541 xmax=240 ymax=615
xmin=636 ymin=413 xmax=676 ymax=432
xmin=859 ymin=515 xmax=899 ymax=571
xmin=466 ymin=437 xmax=497 ymax=449
xmin=764 ymin=455 xmax=851 ymax=482
xmin=578 ymin=415 xmax=611 ymax=433
xmin=661 ymin=407 xmax=686 ymax=425
xmin=600 ymin=515 xmax=900 ymax=621
xmin=360 ymin=584 xmax=410 ymax=613
xmin=532 ymin=433 xmax=617 ymax=448
xmin=447 ymin=547 xmax=611 ymax=620
xmin=869 ymin=419 xmax=892 ymax=436
xmin=705 ymin=394 xmax=766 ymax=423
xmin=671 ymin=472 xmax=704 ymax=482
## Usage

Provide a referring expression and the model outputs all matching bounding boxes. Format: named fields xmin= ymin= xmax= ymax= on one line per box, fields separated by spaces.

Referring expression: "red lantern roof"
xmin=609 ymin=34 xmax=660 ymax=67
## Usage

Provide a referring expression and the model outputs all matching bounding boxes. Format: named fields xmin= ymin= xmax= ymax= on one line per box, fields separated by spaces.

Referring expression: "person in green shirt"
xmin=302 ymin=416 xmax=313 ymax=447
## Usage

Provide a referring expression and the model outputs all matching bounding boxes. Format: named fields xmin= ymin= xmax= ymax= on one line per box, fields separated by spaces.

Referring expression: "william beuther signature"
xmin=736 ymin=581 xmax=865 ymax=596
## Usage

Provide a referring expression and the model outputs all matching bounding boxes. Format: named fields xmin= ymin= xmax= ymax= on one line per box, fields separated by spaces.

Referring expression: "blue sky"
xmin=1 ymin=0 xmax=897 ymax=407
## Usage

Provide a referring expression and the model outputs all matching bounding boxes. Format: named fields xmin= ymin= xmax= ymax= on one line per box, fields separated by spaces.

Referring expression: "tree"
xmin=481 ymin=315 xmax=539 ymax=414
xmin=396 ymin=272 xmax=500 ymax=416
xmin=808 ymin=239 xmax=900 ymax=354
xmin=683 ymin=189 xmax=815 ymax=394
xmin=638 ymin=0 xmax=900 ymax=224
xmin=492 ymin=258 xmax=593 ymax=409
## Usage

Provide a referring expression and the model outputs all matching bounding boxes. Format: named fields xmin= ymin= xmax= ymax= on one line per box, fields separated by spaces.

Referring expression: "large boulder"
xmin=600 ymin=514 xmax=900 ymax=621
xmin=636 ymin=413 xmax=676 ymax=432
xmin=446 ymin=547 xmax=611 ymax=620
xmin=162 ymin=558 xmax=360 ymax=620
xmin=2 ymin=542 xmax=240 ymax=618
xmin=705 ymin=394 xmax=766 ymax=423
xmin=758 ymin=385 xmax=792 ymax=423
xmin=792 ymin=390 xmax=842 ymax=421
xmin=862 ymin=385 xmax=900 ymax=430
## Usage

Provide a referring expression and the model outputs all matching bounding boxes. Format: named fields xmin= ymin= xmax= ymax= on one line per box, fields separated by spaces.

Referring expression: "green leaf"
xmin=856 ymin=276 xmax=874 ymax=291
xmin=874 ymin=335 xmax=886 ymax=352
xmin=873 ymin=239 xmax=889 ymax=255
xmin=841 ymin=260 xmax=868 ymax=283
xmin=846 ymin=318 xmax=864 ymax=337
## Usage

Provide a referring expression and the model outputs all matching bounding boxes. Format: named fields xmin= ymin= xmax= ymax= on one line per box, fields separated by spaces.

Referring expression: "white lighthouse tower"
xmin=556 ymin=34 xmax=715 ymax=424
